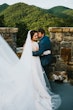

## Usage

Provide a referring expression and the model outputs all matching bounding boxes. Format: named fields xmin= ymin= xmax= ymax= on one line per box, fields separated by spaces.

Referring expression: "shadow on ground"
xmin=50 ymin=81 xmax=73 ymax=110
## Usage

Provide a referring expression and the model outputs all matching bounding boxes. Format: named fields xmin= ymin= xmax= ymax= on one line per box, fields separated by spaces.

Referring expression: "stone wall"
xmin=0 ymin=27 xmax=18 ymax=52
xmin=48 ymin=27 xmax=73 ymax=71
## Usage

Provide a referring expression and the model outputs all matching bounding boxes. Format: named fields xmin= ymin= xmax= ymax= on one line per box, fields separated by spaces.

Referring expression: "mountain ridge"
xmin=0 ymin=3 xmax=9 ymax=12
xmin=0 ymin=3 xmax=73 ymax=46
xmin=0 ymin=3 xmax=72 ymax=13
xmin=0 ymin=3 xmax=73 ymax=28
xmin=47 ymin=6 xmax=73 ymax=18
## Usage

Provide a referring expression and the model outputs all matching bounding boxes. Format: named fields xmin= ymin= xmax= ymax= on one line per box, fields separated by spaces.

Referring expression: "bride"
xmin=0 ymin=30 xmax=61 ymax=110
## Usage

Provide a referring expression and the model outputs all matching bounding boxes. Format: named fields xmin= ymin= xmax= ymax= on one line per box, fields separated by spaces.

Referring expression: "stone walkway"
xmin=50 ymin=81 xmax=73 ymax=110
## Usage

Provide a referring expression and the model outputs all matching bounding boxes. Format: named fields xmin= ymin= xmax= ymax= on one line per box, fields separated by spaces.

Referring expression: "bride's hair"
xmin=30 ymin=30 xmax=37 ymax=39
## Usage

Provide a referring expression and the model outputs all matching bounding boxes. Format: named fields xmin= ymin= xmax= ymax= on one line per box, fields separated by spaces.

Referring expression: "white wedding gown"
xmin=0 ymin=31 xmax=61 ymax=110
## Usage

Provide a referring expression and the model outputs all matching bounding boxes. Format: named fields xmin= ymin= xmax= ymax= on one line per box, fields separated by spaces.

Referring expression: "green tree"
xmin=63 ymin=17 xmax=73 ymax=27
xmin=15 ymin=21 xmax=28 ymax=47
xmin=0 ymin=15 xmax=5 ymax=26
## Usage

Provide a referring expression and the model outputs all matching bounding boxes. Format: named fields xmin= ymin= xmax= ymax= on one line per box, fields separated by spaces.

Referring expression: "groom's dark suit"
xmin=33 ymin=35 xmax=52 ymax=78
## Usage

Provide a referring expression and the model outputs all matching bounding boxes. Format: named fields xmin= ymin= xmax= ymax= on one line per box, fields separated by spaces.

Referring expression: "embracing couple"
xmin=31 ymin=28 xmax=52 ymax=78
xmin=0 ymin=28 xmax=61 ymax=110
xmin=23 ymin=28 xmax=61 ymax=110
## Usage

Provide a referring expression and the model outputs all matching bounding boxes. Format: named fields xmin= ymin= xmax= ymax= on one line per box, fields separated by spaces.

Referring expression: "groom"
xmin=33 ymin=28 xmax=52 ymax=78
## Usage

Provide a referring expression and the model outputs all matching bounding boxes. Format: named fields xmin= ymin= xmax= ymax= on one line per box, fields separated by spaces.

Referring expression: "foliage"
xmin=0 ymin=3 xmax=9 ymax=13
xmin=15 ymin=21 xmax=28 ymax=47
xmin=0 ymin=15 xmax=5 ymax=26
xmin=47 ymin=6 xmax=71 ymax=18
xmin=0 ymin=3 xmax=73 ymax=46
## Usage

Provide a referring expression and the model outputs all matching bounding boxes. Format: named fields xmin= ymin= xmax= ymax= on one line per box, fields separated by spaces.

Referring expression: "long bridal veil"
xmin=0 ymin=32 xmax=36 ymax=110
xmin=0 ymin=31 xmax=61 ymax=110
xmin=0 ymin=35 xmax=19 ymax=66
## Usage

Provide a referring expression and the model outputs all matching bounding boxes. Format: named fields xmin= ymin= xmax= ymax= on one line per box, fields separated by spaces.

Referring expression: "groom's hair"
xmin=38 ymin=28 xmax=45 ymax=35
xmin=30 ymin=30 xmax=37 ymax=39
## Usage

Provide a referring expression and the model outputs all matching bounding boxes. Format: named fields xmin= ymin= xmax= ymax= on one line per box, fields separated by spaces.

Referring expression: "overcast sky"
xmin=0 ymin=0 xmax=73 ymax=9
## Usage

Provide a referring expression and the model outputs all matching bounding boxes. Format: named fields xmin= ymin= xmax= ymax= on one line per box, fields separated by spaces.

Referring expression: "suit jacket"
xmin=33 ymin=36 xmax=52 ymax=66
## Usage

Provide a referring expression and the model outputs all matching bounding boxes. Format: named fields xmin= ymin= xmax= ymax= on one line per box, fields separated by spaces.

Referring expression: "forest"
xmin=0 ymin=3 xmax=73 ymax=46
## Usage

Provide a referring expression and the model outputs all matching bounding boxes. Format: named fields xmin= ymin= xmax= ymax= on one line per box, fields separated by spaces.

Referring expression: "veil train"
xmin=0 ymin=35 xmax=19 ymax=65
xmin=0 ymin=32 xmax=61 ymax=110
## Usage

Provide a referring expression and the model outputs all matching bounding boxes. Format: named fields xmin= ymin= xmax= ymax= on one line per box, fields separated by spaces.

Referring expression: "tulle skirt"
xmin=0 ymin=34 xmax=61 ymax=110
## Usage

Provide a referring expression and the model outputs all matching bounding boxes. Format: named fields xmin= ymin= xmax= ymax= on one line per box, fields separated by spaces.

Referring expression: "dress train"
xmin=0 ymin=33 xmax=61 ymax=110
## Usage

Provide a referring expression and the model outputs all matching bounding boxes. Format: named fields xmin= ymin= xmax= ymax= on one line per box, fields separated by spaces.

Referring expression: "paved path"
xmin=50 ymin=81 xmax=73 ymax=110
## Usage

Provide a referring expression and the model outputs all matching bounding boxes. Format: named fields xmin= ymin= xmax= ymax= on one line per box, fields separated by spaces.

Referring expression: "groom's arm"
xmin=33 ymin=37 xmax=51 ymax=56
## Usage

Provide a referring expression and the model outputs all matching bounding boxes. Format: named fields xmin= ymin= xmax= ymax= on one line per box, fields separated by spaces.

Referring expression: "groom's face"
xmin=38 ymin=32 xmax=44 ymax=38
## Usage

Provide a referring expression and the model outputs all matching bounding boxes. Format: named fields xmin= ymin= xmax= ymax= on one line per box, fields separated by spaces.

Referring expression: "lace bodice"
xmin=31 ymin=41 xmax=39 ymax=51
